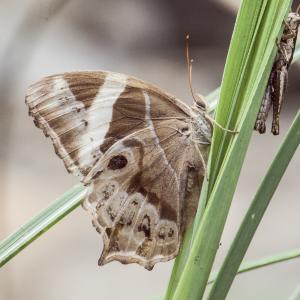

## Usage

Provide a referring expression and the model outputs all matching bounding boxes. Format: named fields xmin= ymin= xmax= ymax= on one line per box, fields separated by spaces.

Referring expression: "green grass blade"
xmin=207 ymin=0 xmax=267 ymax=192
xmin=0 ymin=184 xmax=86 ymax=267
xmin=208 ymin=109 xmax=300 ymax=299
xmin=170 ymin=1 xmax=291 ymax=299
xmin=208 ymin=247 xmax=300 ymax=284
xmin=152 ymin=24 xmax=299 ymax=300
xmin=167 ymin=35 xmax=298 ymax=293
xmin=230 ymin=248 xmax=300 ymax=276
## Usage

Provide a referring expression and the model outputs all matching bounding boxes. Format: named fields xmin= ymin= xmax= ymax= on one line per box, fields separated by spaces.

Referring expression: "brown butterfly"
xmin=25 ymin=70 xmax=213 ymax=270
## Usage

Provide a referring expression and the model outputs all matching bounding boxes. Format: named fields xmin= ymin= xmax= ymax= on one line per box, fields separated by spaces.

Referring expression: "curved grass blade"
xmin=170 ymin=1 xmax=292 ymax=299
xmin=208 ymin=109 xmax=300 ymax=299
xmin=165 ymin=37 xmax=299 ymax=299
xmin=0 ymin=184 xmax=86 ymax=267
xmin=208 ymin=247 xmax=300 ymax=284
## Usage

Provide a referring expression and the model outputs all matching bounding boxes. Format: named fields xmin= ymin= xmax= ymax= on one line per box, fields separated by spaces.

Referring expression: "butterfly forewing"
xmin=25 ymin=70 xmax=211 ymax=269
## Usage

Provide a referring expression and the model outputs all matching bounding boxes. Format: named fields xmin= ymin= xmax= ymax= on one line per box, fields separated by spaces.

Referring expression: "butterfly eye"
xmin=107 ymin=155 xmax=128 ymax=170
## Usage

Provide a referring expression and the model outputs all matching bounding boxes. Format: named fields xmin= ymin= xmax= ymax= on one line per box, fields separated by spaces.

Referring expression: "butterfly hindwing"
xmin=83 ymin=120 xmax=206 ymax=269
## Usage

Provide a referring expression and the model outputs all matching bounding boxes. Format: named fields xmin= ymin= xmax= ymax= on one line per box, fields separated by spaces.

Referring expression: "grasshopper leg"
xmin=254 ymin=73 xmax=273 ymax=133
xmin=271 ymin=68 xmax=288 ymax=135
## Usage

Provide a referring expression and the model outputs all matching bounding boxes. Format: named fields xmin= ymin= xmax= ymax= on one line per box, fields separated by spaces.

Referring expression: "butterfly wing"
xmin=83 ymin=118 xmax=208 ymax=269
xmin=25 ymin=71 xmax=210 ymax=269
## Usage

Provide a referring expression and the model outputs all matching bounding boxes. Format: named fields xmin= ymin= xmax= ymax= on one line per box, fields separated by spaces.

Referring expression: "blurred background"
xmin=0 ymin=0 xmax=299 ymax=299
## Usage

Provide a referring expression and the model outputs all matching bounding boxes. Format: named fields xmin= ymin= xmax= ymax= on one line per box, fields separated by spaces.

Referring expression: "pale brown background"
xmin=0 ymin=1 xmax=299 ymax=299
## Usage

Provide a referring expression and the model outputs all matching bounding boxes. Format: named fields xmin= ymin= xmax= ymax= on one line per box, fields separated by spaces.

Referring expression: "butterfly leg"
xmin=193 ymin=143 xmax=208 ymax=179
xmin=205 ymin=113 xmax=239 ymax=134
xmin=194 ymin=94 xmax=238 ymax=134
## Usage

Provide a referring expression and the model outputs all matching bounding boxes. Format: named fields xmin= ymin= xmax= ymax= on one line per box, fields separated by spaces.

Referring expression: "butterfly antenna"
xmin=185 ymin=35 xmax=238 ymax=134
xmin=186 ymin=34 xmax=197 ymax=103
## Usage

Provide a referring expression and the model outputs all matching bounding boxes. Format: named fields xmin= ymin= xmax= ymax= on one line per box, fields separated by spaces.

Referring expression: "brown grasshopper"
xmin=255 ymin=7 xmax=300 ymax=135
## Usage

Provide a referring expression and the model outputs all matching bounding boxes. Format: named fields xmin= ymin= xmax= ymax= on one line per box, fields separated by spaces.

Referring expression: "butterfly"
xmin=25 ymin=70 xmax=213 ymax=270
